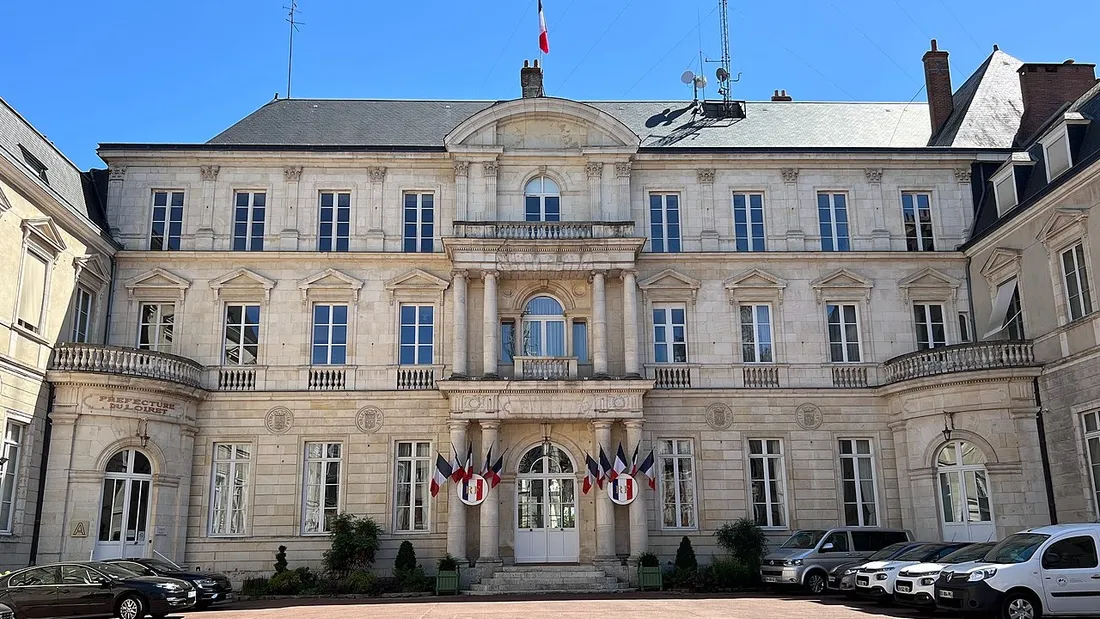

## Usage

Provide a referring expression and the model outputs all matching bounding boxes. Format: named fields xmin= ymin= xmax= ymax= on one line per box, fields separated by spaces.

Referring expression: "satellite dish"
xmin=680 ymin=70 xmax=696 ymax=85
xmin=694 ymin=75 xmax=708 ymax=89
xmin=716 ymin=67 xmax=730 ymax=82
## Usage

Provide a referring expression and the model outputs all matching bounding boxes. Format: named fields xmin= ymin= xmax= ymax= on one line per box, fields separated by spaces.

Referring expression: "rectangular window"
xmin=318 ymin=192 xmax=350 ymax=252
xmin=232 ymin=191 xmax=266 ymax=251
xmin=818 ymin=192 xmax=850 ymax=251
xmin=826 ymin=303 xmax=861 ymax=362
xmin=0 ymin=422 xmax=24 ymax=533
xmin=16 ymin=250 xmax=48 ymax=333
xmin=1083 ymin=412 xmax=1100 ymax=519
xmin=658 ymin=439 xmax=696 ymax=529
xmin=653 ymin=304 xmax=687 ymax=363
xmin=902 ymin=192 xmax=935 ymax=251
xmin=312 ymin=304 xmax=348 ymax=365
xmin=150 ymin=191 xmax=184 ymax=251
xmin=839 ymin=438 xmax=878 ymax=526
xmin=1062 ymin=243 xmax=1093 ymax=321
xmin=1046 ymin=132 xmax=1072 ymax=180
xmin=649 ymin=193 xmax=681 ymax=253
xmin=501 ymin=320 xmax=515 ymax=364
xmin=209 ymin=443 xmax=251 ymax=536
xmin=1004 ymin=286 xmax=1025 ymax=340
xmin=399 ymin=305 xmax=434 ymax=365
xmin=958 ymin=311 xmax=972 ymax=343
xmin=913 ymin=303 xmax=947 ymax=350
xmin=524 ymin=192 xmax=560 ymax=222
xmin=572 ymin=320 xmax=589 ymax=363
xmin=302 ymin=442 xmax=342 ymax=534
xmin=748 ymin=439 xmax=786 ymax=528
xmin=71 ymin=286 xmax=95 ymax=343
xmin=739 ymin=304 xmax=774 ymax=363
xmin=994 ymin=174 xmax=1017 ymax=213
xmin=138 ymin=303 xmax=175 ymax=353
xmin=403 ymin=193 xmax=435 ymax=252
xmin=394 ymin=441 xmax=431 ymax=532
xmin=224 ymin=305 xmax=260 ymax=365
xmin=732 ymin=192 xmax=765 ymax=251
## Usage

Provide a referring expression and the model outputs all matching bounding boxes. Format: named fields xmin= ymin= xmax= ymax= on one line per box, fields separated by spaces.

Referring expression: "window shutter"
xmin=17 ymin=252 xmax=48 ymax=331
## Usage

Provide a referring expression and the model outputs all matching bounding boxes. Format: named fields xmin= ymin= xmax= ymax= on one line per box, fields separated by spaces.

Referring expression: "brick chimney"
xmin=771 ymin=89 xmax=792 ymax=101
xmin=923 ymin=39 xmax=954 ymax=136
xmin=1016 ymin=60 xmax=1097 ymax=143
xmin=521 ymin=59 xmax=544 ymax=98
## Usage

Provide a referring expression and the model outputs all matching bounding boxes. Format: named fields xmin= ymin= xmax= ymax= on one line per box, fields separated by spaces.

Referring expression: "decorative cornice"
xmin=864 ymin=168 xmax=883 ymax=183
xmin=780 ymin=168 xmax=799 ymax=183
xmin=696 ymin=168 xmax=715 ymax=184
xmin=482 ymin=161 xmax=499 ymax=177
xmin=954 ymin=168 xmax=972 ymax=183
xmin=614 ymin=161 xmax=632 ymax=178
xmin=108 ymin=167 xmax=127 ymax=182
xmin=283 ymin=166 xmax=303 ymax=182
xmin=199 ymin=165 xmax=220 ymax=181
xmin=368 ymin=166 xmax=387 ymax=183
xmin=453 ymin=160 xmax=469 ymax=178
xmin=585 ymin=161 xmax=604 ymax=178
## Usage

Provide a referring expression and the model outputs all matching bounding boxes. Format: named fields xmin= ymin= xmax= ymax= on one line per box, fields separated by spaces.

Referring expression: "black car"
xmin=0 ymin=561 xmax=195 ymax=619
xmin=108 ymin=559 xmax=233 ymax=609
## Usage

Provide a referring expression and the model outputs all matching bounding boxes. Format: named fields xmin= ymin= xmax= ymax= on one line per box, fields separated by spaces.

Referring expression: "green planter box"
xmin=638 ymin=566 xmax=662 ymax=591
xmin=436 ymin=569 xmax=459 ymax=595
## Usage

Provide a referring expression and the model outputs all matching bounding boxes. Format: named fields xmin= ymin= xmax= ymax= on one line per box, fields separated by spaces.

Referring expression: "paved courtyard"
xmin=179 ymin=595 xmax=951 ymax=619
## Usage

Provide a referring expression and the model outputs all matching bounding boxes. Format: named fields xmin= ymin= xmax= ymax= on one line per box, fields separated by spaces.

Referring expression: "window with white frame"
xmin=1061 ymin=243 xmax=1093 ymax=321
xmin=994 ymin=173 xmax=1017 ymax=213
xmin=902 ymin=192 xmax=935 ymax=251
xmin=649 ymin=193 xmax=682 ymax=253
xmin=839 ymin=438 xmax=878 ymax=526
xmin=232 ymin=191 xmax=266 ymax=251
xmin=732 ymin=192 xmax=765 ymax=251
xmin=403 ymin=192 xmax=435 ymax=252
xmin=739 ymin=304 xmax=773 ymax=363
xmin=748 ymin=439 xmax=786 ymax=528
xmin=0 ymin=422 xmax=25 ymax=533
xmin=150 ymin=190 xmax=184 ymax=251
xmin=524 ymin=177 xmax=560 ymax=222
xmin=16 ymin=249 xmax=49 ymax=333
xmin=817 ymin=192 xmax=850 ymax=251
xmin=1045 ymin=130 xmax=1072 ymax=180
xmin=399 ymin=305 xmax=434 ymax=365
xmin=521 ymin=296 xmax=566 ymax=357
xmin=137 ymin=303 xmax=175 ymax=352
xmin=302 ymin=442 xmax=342 ymax=534
xmin=1083 ymin=412 xmax=1100 ymax=519
xmin=826 ymin=303 xmax=861 ymax=362
xmin=71 ymin=286 xmax=95 ymax=343
xmin=658 ymin=439 xmax=696 ymax=529
xmin=913 ymin=303 xmax=947 ymax=350
xmin=958 ymin=311 xmax=973 ymax=343
xmin=985 ymin=278 xmax=1025 ymax=340
xmin=209 ymin=443 xmax=250 ymax=536
xmin=224 ymin=304 xmax=260 ymax=365
xmin=394 ymin=440 xmax=431 ymax=532
xmin=311 ymin=304 xmax=348 ymax=365
xmin=653 ymin=304 xmax=687 ymax=363
xmin=318 ymin=191 xmax=350 ymax=252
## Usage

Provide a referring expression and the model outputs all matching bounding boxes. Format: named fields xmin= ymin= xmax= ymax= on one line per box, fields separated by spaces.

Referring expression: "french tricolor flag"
xmin=538 ymin=0 xmax=549 ymax=54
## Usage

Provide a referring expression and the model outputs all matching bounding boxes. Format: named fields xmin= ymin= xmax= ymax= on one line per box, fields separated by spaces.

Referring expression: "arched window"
xmin=522 ymin=296 xmax=566 ymax=357
xmin=524 ymin=176 xmax=560 ymax=222
xmin=936 ymin=440 xmax=995 ymax=541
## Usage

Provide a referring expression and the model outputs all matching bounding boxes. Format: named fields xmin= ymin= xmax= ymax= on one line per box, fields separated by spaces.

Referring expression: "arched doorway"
xmin=94 ymin=449 xmax=153 ymax=560
xmin=515 ymin=444 xmax=579 ymax=563
xmin=936 ymin=440 xmax=995 ymax=542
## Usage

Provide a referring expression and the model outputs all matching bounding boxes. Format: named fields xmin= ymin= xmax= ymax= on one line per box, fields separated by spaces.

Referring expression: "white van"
xmin=935 ymin=523 xmax=1100 ymax=618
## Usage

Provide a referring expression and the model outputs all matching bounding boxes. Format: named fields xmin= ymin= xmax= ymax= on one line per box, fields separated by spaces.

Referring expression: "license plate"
xmin=857 ymin=577 xmax=868 ymax=586
xmin=897 ymin=585 xmax=911 ymax=593
xmin=763 ymin=576 xmax=778 ymax=583
xmin=939 ymin=590 xmax=954 ymax=599
xmin=187 ymin=591 xmax=196 ymax=599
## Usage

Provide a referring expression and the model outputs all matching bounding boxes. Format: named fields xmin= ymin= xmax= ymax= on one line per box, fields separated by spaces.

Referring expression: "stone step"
xmin=468 ymin=582 xmax=632 ymax=594
xmin=466 ymin=587 xmax=635 ymax=596
xmin=501 ymin=565 xmax=605 ymax=573
xmin=481 ymin=575 xmax=622 ymax=586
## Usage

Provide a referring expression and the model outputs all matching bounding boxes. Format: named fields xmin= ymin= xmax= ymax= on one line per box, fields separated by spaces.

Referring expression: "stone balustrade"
xmin=647 ymin=364 xmax=696 ymax=389
xmin=307 ymin=366 xmax=348 ymax=391
xmin=514 ymin=356 xmax=578 ymax=380
xmin=743 ymin=365 xmax=781 ymax=388
xmin=883 ymin=340 xmax=1036 ymax=384
xmin=397 ymin=366 xmax=439 ymax=390
xmin=50 ymin=343 xmax=203 ymax=388
xmin=453 ymin=221 xmax=636 ymax=240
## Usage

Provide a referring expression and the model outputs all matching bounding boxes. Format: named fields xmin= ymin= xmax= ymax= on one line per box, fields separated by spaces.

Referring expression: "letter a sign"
xmin=608 ymin=476 xmax=637 ymax=505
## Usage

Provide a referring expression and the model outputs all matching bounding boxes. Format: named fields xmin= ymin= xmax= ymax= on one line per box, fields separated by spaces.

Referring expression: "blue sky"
xmin=4 ymin=0 xmax=1099 ymax=170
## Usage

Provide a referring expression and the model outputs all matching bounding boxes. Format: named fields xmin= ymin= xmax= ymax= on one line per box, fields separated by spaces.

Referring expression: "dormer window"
xmin=993 ymin=170 xmax=1018 ymax=215
xmin=1043 ymin=128 xmax=1072 ymax=180
xmin=524 ymin=176 xmax=560 ymax=222
xmin=17 ymin=145 xmax=48 ymax=185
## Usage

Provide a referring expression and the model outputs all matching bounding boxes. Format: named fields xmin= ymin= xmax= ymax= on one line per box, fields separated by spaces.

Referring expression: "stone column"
xmin=698 ymin=168 xmax=718 ymax=250
xmin=106 ymin=167 xmax=126 ymax=241
xmin=483 ymin=161 xmax=499 ymax=220
xmin=621 ymin=269 xmax=640 ymax=377
xmin=614 ymin=161 xmax=632 ymax=221
xmin=452 ymin=270 xmax=468 ymax=377
xmin=447 ymin=420 xmax=469 ymax=561
xmin=367 ymin=166 xmax=386 ymax=251
xmin=867 ymin=168 xmax=890 ymax=250
xmin=781 ymin=168 xmax=804 ymax=250
xmin=454 ymin=161 xmax=470 ymax=221
xmin=482 ymin=271 xmax=499 ymax=377
xmin=593 ymin=420 xmax=616 ymax=559
xmin=591 ymin=271 xmax=608 ymax=377
xmin=281 ymin=166 xmax=302 ymax=250
xmin=585 ymin=161 xmax=604 ymax=220
xmin=479 ymin=420 xmax=501 ymax=562
xmin=625 ymin=420 xmax=648 ymax=558
xmin=197 ymin=165 xmax=219 ymax=250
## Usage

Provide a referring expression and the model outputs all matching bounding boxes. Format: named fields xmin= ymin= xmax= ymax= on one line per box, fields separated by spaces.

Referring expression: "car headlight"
xmin=783 ymin=559 xmax=803 ymax=566
xmin=967 ymin=568 xmax=997 ymax=582
xmin=156 ymin=583 xmax=183 ymax=591
xmin=843 ymin=568 xmax=858 ymax=575
xmin=920 ymin=577 xmax=935 ymax=586
xmin=196 ymin=578 xmax=218 ymax=587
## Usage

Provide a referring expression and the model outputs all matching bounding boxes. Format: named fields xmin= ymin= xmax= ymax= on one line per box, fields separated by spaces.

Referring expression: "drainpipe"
xmin=28 ymin=384 xmax=54 ymax=566
xmin=103 ymin=255 xmax=117 ymax=345
xmin=1032 ymin=377 xmax=1058 ymax=524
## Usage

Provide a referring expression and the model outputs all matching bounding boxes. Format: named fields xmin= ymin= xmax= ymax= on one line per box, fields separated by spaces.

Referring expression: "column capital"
xmin=447 ymin=419 xmax=469 ymax=432
xmin=482 ymin=270 xmax=499 ymax=281
xmin=614 ymin=161 xmax=632 ymax=178
xmin=585 ymin=161 xmax=604 ymax=178
xmin=619 ymin=268 xmax=637 ymax=281
xmin=199 ymin=165 xmax=220 ymax=181
xmin=451 ymin=269 xmax=469 ymax=280
xmin=588 ymin=269 xmax=607 ymax=282
xmin=591 ymin=420 xmax=613 ymax=431
xmin=623 ymin=419 xmax=645 ymax=430
xmin=480 ymin=420 xmax=501 ymax=431
xmin=696 ymin=168 xmax=715 ymax=184
xmin=453 ymin=160 xmax=470 ymax=178
xmin=108 ymin=166 xmax=127 ymax=182
xmin=482 ymin=160 xmax=499 ymax=177
xmin=368 ymin=166 xmax=387 ymax=183
xmin=283 ymin=166 xmax=303 ymax=182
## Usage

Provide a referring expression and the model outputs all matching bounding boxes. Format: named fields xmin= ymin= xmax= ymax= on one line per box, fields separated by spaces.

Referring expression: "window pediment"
xmin=724 ymin=268 xmax=787 ymax=305
xmin=639 ymin=269 xmax=701 ymax=304
xmin=210 ymin=268 xmax=277 ymax=302
xmin=21 ymin=217 xmax=66 ymax=256
xmin=1036 ymin=207 xmax=1088 ymax=251
xmin=810 ymin=269 xmax=872 ymax=303
xmin=125 ymin=267 xmax=191 ymax=301
xmin=73 ymin=254 xmax=110 ymax=290
xmin=298 ymin=268 xmax=363 ymax=304
xmin=898 ymin=267 xmax=961 ymax=302
xmin=980 ymin=247 xmax=1022 ymax=287
xmin=384 ymin=268 xmax=449 ymax=305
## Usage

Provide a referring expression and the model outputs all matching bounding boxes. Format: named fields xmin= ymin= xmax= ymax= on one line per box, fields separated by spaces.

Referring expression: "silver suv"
xmin=760 ymin=527 xmax=913 ymax=594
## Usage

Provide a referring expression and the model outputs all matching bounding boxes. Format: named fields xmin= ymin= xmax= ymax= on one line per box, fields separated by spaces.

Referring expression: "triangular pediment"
xmin=980 ymin=248 xmax=1022 ymax=280
xmin=21 ymin=217 xmax=67 ymax=255
xmin=898 ymin=267 xmax=961 ymax=301
xmin=724 ymin=268 xmax=787 ymax=291
xmin=810 ymin=269 xmax=872 ymax=290
xmin=298 ymin=268 xmax=364 ymax=302
xmin=384 ymin=269 xmax=449 ymax=292
xmin=639 ymin=269 xmax=701 ymax=291
xmin=1036 ymin=208 xmax=1088 ymax=245
xmin=125 ymin=268 xmax=191 ymax=300
xmin=210 ymin=268 xmax=277 ymax=301
xmin=74 ymin=253 xmax=110 ymax=286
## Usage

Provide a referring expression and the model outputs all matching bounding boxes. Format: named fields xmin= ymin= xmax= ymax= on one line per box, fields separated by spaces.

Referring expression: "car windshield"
xmin=112 ymin=561 xmax=153 ymax=576
xmin=781 ymin=530 xmax=826 ymax=549
xmin=89 ymin=562 xmax=141 ymax=580
xmin=942 ymin=543 xmax=995 ymax=564
xmin=143 ymin=559 xmax=181 ymax=572
xmin=868 ymin=542 xmax=911 ymax=561
xmin=896 ymin=544 xmax=944 ymax=561
xmin=984 ymin=533 xmax=1050 ymax=564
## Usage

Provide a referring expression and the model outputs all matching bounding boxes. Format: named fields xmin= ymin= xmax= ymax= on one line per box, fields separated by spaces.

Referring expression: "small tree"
xmin=715 ymin=518 xmax=769 ymax=574
xmin=323 ymin=513 xmax=382 ymax=577
xmin=274 ymin=545 xmax=288 ymax=574
xmin=395 ymin=540 xmax=417 ymax=573
xmin=674 ymin=536 xmax=698 ymax=571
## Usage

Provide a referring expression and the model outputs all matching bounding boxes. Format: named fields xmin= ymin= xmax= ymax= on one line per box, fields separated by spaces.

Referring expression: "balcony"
xmin=50 ymin=343 xmax=203 ymax=388
xmin=513 ymin=356 xmax=579 ymax=380
xmin=646 ymin=363 xmax=698 ymax=389
xmin=883 ymin=341 xmax=1036 ymax=384
xmin=453 ymin=221 xmax=635 ymax=240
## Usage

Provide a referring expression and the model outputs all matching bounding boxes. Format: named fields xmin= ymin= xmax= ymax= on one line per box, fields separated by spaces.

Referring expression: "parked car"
xmin=854 ymin=541 xmax=972 ymax=601
xmin=0 ymin=561 xmax=195 ymax=619
xmin=829 ymin=541 xmax=926 ymax=596
xmin=935 ymin=524 xmax=1100 ymax=618
xmin=107 ymin=558 xmax=233 ymax=609
xmin=0 ymin=602 xmax=13 ymax=619
xmin=894 ymin=542 xmax=996 ymax=609
xmin=761 ymin=526 xmax=913 ymax=594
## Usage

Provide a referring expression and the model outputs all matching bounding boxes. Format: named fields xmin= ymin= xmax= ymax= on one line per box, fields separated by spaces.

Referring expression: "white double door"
xmin=938 ymin=467 xmax=996 ymax=542
xmin=93 ymin=475 xmax=151 ymax=560
xmin=515 ymin=475 xmax=579 ymax=563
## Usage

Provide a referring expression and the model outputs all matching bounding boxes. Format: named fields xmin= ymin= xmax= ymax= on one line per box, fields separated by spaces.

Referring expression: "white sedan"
xmin=855 ymin=542 xmax=972 ymax=601
xmin=893 ymin=542 xmax=995 ymax=609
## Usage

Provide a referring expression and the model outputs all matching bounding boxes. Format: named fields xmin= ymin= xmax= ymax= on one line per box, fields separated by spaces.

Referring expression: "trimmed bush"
xmin=638 ymin=551 xmax=660 ymax=568
xmin=394 ymin=541 xmax=417 ymax=573
xmin=323 ymin=513 xmax=383 ymax=577
xmin=398 ymin=566 xmax=432 ymax=592
xmin=674 ymin=536 xmax=698 ymax=571
xmin=241 ymin=577 xmax=270 ymax=597
xmin=274 ymin=545 xmax=288 ymax=574
xmin=715 ymin=518 xmax=768 ymax=575
xmin=437 ymin=554 xmax=459 ymax=572
xmin=345 ymin=570 xmax=378 ymax=595
xmin=268 ymin=569 xmax=303 ymax=595
xmin=703 ymin=557 xmax=754 ymax=591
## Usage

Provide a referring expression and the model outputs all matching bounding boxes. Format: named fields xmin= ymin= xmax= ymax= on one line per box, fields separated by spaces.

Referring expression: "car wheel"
xmin=804 ymin=571 xmax=827 ymax=595
xmin=117 ymin=594 xmax=146 ymax=619
xmin=1001 ymin=591 xmax=1042 ymax=619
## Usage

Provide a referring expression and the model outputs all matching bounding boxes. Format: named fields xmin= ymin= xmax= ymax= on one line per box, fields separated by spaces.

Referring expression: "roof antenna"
xmin=285 ymin=1 xmax=304 ymax=98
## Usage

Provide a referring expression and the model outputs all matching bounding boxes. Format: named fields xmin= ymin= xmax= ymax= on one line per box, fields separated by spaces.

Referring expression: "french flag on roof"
xmin=538 ymin=0 xmax=549 ymax=54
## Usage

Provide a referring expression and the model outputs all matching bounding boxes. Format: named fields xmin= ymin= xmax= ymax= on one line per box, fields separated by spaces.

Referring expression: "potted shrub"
xmin=637 ymin=552 xmax=662 ymax=591
xmin=435 ymin=554 xmax=460 ymax=595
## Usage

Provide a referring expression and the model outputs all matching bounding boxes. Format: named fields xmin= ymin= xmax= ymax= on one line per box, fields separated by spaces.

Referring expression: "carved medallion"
xmin=264 ymin=407 xmax=294 ymax=434
xmin=705 ymin=403 xmax=733 ymax=430
xmin=355 ymin=406 xmax=384 ymax=434
xmin=795 ymin=403 xmax=823 ymax=430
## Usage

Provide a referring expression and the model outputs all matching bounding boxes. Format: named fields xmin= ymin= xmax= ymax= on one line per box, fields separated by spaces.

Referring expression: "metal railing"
xmin=883 ymin=340 xmax=1036 ymax=384
xmin=50 ymin=343 xmax=202 ymax=388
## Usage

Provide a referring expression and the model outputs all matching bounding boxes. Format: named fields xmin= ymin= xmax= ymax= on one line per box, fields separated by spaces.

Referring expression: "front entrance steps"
xmin=466 ymin=564 xmax=633 ymax=595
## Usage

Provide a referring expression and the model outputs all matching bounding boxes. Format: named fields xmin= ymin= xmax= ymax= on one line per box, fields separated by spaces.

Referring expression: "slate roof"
xmin=929 ymin=50 xmax=1024 ymax=148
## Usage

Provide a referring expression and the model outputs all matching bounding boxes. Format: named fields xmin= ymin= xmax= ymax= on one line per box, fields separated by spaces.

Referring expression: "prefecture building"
xmin=2 ymin=41 xmax=1100 ymax=588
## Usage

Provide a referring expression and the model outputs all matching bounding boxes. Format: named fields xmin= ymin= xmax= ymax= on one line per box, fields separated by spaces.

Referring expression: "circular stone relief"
xmin=795 ymin=403 xmax=823 ymax=430
xmin=572 ymin=284 xmax=587 ymax=297
xmin=264 ymin=407 xmax=294 ymax=434
xmin=355 ymin=406 xmax=384 ymax=434
xmin=705 ymin=403 xmax=733 ymax=430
